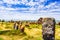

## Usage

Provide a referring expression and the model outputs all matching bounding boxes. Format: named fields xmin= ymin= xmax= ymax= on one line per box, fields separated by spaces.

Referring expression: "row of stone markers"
xmin=42 ymin=18 xmax=55 ymax=40
xmin=13 ymin=17 xmax=55 ymax=40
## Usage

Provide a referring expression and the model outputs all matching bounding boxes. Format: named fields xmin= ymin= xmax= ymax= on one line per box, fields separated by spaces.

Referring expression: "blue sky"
xmin=0 ymin=0 xmax=60 ymax=21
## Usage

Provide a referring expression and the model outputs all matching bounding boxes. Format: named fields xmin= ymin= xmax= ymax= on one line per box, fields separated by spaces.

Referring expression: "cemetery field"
xmin=0 ymin=22 xmax=60 ymax=40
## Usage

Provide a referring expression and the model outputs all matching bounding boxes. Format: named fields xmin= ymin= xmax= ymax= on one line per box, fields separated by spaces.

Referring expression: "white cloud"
xmin=3 ymin=0 xmax=32 ymax=4
xmin=45 ymin=2 xmax=57 ymax=8
xmin=0 ymin=11 xmax=39 ymax=20
xmin=0 ymin=10 xmax=60 ymax=21
xmin=3 ymin=0 xmax=19 ymax=4
xmin=40 ymin=0 xmax=46 ymax=2
xmin=0 ymin=0 xmax=59 ymax=12
xmin=0 ymin=0 xmax=60 ymax=20
xmin=0 ymin=1 xmax=3 ymax=4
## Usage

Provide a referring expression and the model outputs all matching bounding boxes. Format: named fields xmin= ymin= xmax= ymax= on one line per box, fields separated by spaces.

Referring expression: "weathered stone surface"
xmin=14 ymin=22 xmax=18 ymax=30
xmin=42 ymin=18 xmax=55 ymax=40
xmin=37 ymin=18 xmax=43 ymax=24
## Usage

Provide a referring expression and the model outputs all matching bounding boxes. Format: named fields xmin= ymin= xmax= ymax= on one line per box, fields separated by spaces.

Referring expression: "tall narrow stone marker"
xmin=42 ymin=18 xmax=55 ymax=40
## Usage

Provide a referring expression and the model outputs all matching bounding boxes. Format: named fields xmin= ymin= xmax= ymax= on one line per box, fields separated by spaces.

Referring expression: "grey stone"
xmin=42 ymin=18 xmax=55 ymax=40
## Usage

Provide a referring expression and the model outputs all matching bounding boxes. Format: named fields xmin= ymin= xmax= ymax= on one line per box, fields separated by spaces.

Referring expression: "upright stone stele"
xmin=42 ymin=18 xmax=55 ymax=40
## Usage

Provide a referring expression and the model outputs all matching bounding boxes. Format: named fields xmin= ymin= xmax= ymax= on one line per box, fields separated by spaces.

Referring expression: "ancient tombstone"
xmin=42 ymin=18 xmax=55 ymax=40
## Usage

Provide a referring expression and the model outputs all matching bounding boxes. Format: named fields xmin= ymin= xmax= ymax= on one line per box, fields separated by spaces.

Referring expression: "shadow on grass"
xmin=0 ymin=30 xmax=26 ymax=36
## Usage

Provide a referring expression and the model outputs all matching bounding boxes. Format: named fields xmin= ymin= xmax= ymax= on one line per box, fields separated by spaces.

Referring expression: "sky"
xmin=0 ymin=0 xmax=60 ymax=21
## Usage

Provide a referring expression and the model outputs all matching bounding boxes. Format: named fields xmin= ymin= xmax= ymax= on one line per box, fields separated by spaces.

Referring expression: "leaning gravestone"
xmin=42 ymin=18 xmax=55 ymax=40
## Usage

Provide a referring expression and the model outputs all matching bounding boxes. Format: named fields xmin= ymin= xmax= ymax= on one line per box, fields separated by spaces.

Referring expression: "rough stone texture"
xmin=37 ymin=18 xmax=43 ymax=24
xmin=14 ymin=23 xmax=18 ymax=30
xmin=42 ymin=18 xmax=55 ymax=40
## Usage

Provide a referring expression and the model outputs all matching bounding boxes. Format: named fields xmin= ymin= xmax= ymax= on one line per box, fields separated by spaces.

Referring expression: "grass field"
xmin=0 ymin=22 xmax=60 ymax=40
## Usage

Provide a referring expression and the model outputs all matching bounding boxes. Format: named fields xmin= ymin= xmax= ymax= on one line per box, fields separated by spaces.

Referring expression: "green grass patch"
xmin=0 ymin=38 xmax=4 ymax=40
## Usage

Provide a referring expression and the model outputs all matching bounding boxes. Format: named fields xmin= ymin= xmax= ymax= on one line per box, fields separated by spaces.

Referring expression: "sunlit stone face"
xmin=42 ymin=18 xmax=55 ymax=40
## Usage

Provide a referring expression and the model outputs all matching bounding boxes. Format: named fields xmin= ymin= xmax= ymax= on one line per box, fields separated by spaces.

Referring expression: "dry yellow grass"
xmin=0 ymin=22 xmax=60 ymax=40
